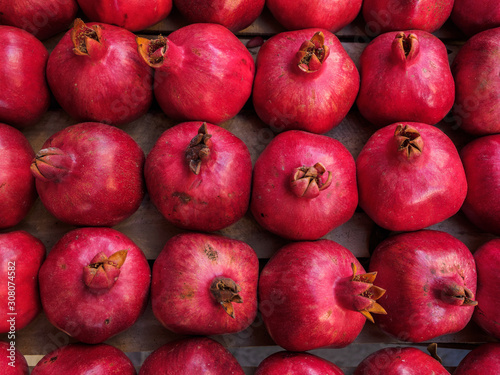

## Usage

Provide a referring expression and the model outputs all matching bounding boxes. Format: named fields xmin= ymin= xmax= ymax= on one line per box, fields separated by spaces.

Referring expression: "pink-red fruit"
xmin=451 ymin=0 xmax=500 ymax=36
xmin=0 ymin=341 xmax=29 ymax=375
xmin=453 ymin=343 xmax=500 ymax=375
xmin=255 ymin=351 xmax=344 ymax=375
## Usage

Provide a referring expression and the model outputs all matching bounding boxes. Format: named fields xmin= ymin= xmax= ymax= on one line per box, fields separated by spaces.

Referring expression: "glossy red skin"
xmin=0 ymin=124 xmax=36 ymax=229
xmin=259 ymin=240 xmax=369 ymax=351
xmin=152 ymin=232 xmax=258 ymax=335
xmin=266 ymin=0 xmax=361 ymax=32
xmin=173 ymin=0 xmax=264 ymax=32
xmin=252 ymin=29 xmax=359 ymax=134
xmin=47 ymin=22 xmax=153 ymax=126
xmin=0 ymin=341 xmax=29 ymax=375
xmin=0 ymin=26 xmax=49 ymax=128
xmin=33 ymin=122 xmax=145 ymax=226
xmin=453 ymin=343 xmax=500 ymax=375
xmin=0 ymin=231 xmax=45 ymax=333
xmin=354 ymin=347 xmax=449 ymax=375
xmin=77 ymin=0 xmax=172 ymax=32
xmin=451 ymin=0 xmax=500 ymax=36
xmin=38 ymin=227 xmax=151 ymax=344
xmin=251 ymin=130 xmax=357 ymax=240
xmin=32 ymin=343 xmax=136 ymax=375
xmin=145 ymin=122 xmax=252 ymax=232
xmin=139 ymin=337 xmax=245 ymax=375
xmin=356 ymin=30 xmax=455 ymax=127
xmin=356 ymin=122 xmax=467 ymax=232
xmin=460 ymin=135 xmax=500 ymax=235
xmin=369 ymin=230 xmax=477 ymax=343
xmin=451 ymin=28 xmax=500 ymax=135
xmin=0 ymin=0 xmax=78 ymax=40
xmin=255 ymin=351 xmax=344 ymax=375
xmin=362 ymin=0 xmax=453 ymax=33
xmin=151 ymin=23 xmax=255 ymax=124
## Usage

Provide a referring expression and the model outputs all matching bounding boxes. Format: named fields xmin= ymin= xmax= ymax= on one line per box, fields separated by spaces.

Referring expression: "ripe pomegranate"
xmin=0 ymin=26 xmax=49 ymax=128
xmin=356 ymin=30 xmax=455 ymax=127
xmin=0 ymin=231 xmax=45 ymax=333
xmin=136 ymin=23 xmax=254 ymax=124
xmin=77 ymin=0 xmax=172 ymax=32
xmin=46 ymin=19 xmax=153 ymax=126
xmin=265 ymin=0 xmax=362 ymax=32
xmin=255 ymin=351 xmax=344 ymax=374
xmin=259 ymin=240 xmax=386 ymax=351
xmin=252 ymin=30 xmax=359 ymax=134
xmin=139 ymin=337 xmax=245 ymax=375
xmin=145 ymin=122 xmax=252 ymax=231
xmin=173 ymin=0 xmax=265 ymax=32
xmin=38 ymin=227 xmax=151 ymax=344
xmin=32 ymin=343 xmax=136 ymax=374
xmin=453 ymin=343 xmax=500 ymax=375
xmin=451 ymin=0 xmax=500 ymax=36
xmin=31 ymin=122 xmax=145 ymax=227
xmin=0 ymin=124 xmax=36 ymax=229
xmin=369 ymin=230 xmax=477 ymax=343
xmin=356 ymin=122 xmax=467 ymax=232
xmin=152 ymin=232 xmax=258 ymax=335
xmin=0 ymin=341 xmax=29 ymax=375
xmin=451 ymin=27 xmax=500 ymax=135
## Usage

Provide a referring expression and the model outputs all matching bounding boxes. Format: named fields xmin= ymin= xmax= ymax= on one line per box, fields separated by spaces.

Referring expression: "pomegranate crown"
xmin=350 ymin=263 xmax=387 ymax=323
xmin=296 ymin=31 xmax=330 ymax=73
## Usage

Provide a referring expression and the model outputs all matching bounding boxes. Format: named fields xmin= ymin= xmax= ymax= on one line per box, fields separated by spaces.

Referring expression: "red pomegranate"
xmin=0 ymin=231 xmax=45 ymax=333
xmin=259 ymin=240 xmax=386 ymax=352
xmin=145 ymin=122 xmax=252 ymax=232
xmin=136 ymin=23 xmax=254 ymax=124
xmin=31 ymin=122 xmax=145 ymax=227
xmin=255 ymin=351 xmax=344 ymax=374
xmin=0 ymin=341 xmax=29 ymax=375
xmin=252 ymin=30 xmax=359 ymax=134
xmin=251 ymin=130 xmax=357 ymax=240
xmin=451 ymin=0 xmax=500 ymax=36
xmin=38 ymin=227 xmax=151 ymax=344
xmin=0 ymin=124 xmax=36 ymax=229
xmin=356 ymin=30 xmax=455 ymax=127
xmin=356 ymin=122 xmax=467 ymax=232
xmin=451 ymin=27 xmax=500 ymax=135
xmin=0 ymin=26 xmax=49 ymax=128
xmin=46 ymin=19 xmax=153 ymax=126
xmin=453 ymin=343 xmax=500 ymax=375
xmin=139 ymin=337 xmax=245 ymax=375
xmin=369 ymin=230 xmax=477 ymax=343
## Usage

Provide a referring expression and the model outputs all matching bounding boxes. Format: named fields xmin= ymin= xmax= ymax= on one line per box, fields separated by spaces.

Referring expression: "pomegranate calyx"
xmin=185 ymin=123 xmax=212 ymax=175
xmin=137 ymin=35 xmax=168 ymax=68
xmin=351 ymin=263 xmax=387 ymax=323
xmin=210 ymin=277 xmax=243 ymax=319
xmin=296 ymin=31 xmax=330 ymax=73
xmin=83 ymin=250 xmax=128 ymax=291
xmin=290 ymin=162 xmax=332 ymax=198
xmin=71 ymin=18 xmax=103 ymax=57
xmin=394 ymin=124 xmax=424 ymax=159
xmin=391 ymin=32 xmax=420 ymax=65
xmin=30 ymin=147 xmax=74 ymax=183
xmin=440 ymin=283 xmax=478 ymax=306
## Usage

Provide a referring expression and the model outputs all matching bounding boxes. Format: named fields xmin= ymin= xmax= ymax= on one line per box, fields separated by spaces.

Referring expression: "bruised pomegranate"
xmin=136 ymin=23 xmax=254 ymax=124
xmin=259 ymin=240 xmax=386 ymax=351
xmin=251 ymin=130 xmax=357 ymax=240
xmin=453 ymin=343 xmax=500 ymax=375
xmin=451 ymin=0 xmax=500 ymax=36
xmin=31 ymin=122 xmax=145 ymax=227
xmin=369 ymin=230 xmax=477 ymax=343
xmin=38 ymin=227 xmax=151 ymax=344
xmin=0 ymin=341 xmax=29 ymax=375
xmin=139 ymin=337 xmax=245 ymax=375
xmin=0 ymin=124 xmax=36 ymax=229
xmin=47 ymin=19 xmax=153 ymax=126
xmin=356 ymin=30 xmax=455 ymax=127
xmin=356 ymin=122 xmax=467 ymax=232
xmin=252 ymin=30 xmax=359 ymax=134
xmin=255 ymin=351 xmax=344 ymax=375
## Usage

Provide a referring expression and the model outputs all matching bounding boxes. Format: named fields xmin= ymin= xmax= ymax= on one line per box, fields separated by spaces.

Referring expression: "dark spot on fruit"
xmin=173 ymin=192 xmax=191 ymax=203
xmin=260 ymin=213 xmax=265 ymax=217
xmin=49 ymin=356 xmax=58 ymax=363
xmin=204 ymin=245 xmax=218 ymax=262
xmin=104 ymin=319 xmax=110 ymax=325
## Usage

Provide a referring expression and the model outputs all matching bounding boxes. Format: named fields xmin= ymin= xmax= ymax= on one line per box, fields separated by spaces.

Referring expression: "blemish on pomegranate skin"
xmin=204 ymin=245 xmax=218 ymax=262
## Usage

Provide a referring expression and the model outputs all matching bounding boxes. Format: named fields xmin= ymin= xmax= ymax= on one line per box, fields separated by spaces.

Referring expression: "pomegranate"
xmin=356 ymin=122 xmax=467 ymax=232
xmin=259 ymin=240 xmax=386 ymax=351
xmin=152 ymin=232 xmax=258 ymax=335
xmin=0 ymin=124 xmax=36 ymax=229
xmin=0 ymin=26 xmax=49 ymax=128
xmin=0 ymin=341 xmax=29 ymax=375
xmin=460 ymin=134 xmax=500 ymax=235
xmin=251 ymin=130 xmax=357 ymax=240
xmin=173 ymin=0 xmax=265 ymax=32
xmin=255 ymin=351 xmax=344 ymax=374
xmin=356 ymin=30 xmax=455 ymax=128
xmin=31 ymin=122 xmax=145 ymax=227
xmin=252 ymin=30 xmax=359 ymax=134
xmin=0 ymin=231 xmax=45 ymax=333
xmin=32 ymin=343 xmax=136 ymax=374
xmin=451 ymin=27 xmax=500 ymax=135
xmin=453 ymin=343 xmax=500 ymax=375
xmin=140 ymin=337 xmax=244 ymax=375
xmin=369 ymin=230 xmax=477 ymax=343
xmin=265 ymin=0 xmax=362 ymax=32
xmin=145 ymin=122 xmax=252 ymax=232
xmin=38 ymin=227 xmax=151 ymax=344
xmin=136 ymin=23 xmax=254 ymax=124
xmin=76 ymin=0 xmax=172 ymax=32
xmin=46 ymin=19 xmax=153 ymax=126
xmin=451 ymin=0 xmax=500 ymax=36
xmin=0 ymin=0 xmax=78 ymax=40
